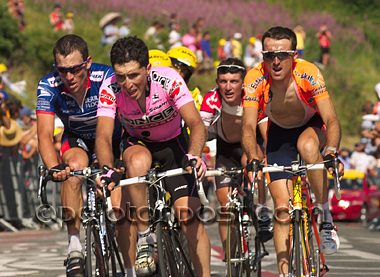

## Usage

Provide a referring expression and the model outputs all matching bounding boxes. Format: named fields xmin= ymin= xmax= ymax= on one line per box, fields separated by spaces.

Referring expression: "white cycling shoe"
xmin=320 ymin=222 xmax=340 ymax=255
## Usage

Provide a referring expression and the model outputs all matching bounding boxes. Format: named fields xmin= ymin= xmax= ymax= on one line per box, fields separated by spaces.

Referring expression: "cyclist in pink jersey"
xmin=96 ymin=36 xmax=210 ymax=277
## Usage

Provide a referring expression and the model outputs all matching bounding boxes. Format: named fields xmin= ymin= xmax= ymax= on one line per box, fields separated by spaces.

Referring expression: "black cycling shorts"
xmin=266 ymin=114 xmax=324 ymax=181
xmin=61 ymin=132 xmax=121 ymax=162
xmin=215 ymin=137 xmax=243 ymax=189
xmin=121 ymin=130 xmax=198 ymax=202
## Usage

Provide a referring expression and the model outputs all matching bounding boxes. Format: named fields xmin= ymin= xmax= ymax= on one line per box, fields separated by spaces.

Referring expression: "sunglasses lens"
xmin=217 ymin=65 xmax=245 ymax=74
xmin=263 ymin=51 xmax=292 ymax=61
xmin=56 ymin=60 xmax=87 ymax=74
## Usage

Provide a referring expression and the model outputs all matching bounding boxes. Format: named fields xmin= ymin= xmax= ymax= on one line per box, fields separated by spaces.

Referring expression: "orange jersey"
xmin=243 ymin=59 xmax=330 ymax=117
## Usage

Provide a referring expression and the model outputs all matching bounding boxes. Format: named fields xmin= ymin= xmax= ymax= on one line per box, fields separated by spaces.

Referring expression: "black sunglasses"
xmin=262 ymin=50 xmax=296 ymax=61
xmin=54 ymin=59 xmax=89 ymax=74
xmin=217 ymin=64 xmax=246 ymax=74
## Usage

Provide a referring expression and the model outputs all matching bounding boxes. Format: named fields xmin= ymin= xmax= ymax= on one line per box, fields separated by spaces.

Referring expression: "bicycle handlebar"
xmin=117 ymin=161 xmax=209 ymax=206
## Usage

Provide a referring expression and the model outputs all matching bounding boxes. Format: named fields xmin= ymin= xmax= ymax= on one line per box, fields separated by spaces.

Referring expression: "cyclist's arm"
xmin=242 ymin=106 xmax=259 ymax=161
xmin=316 ymin=97 xmax=341 ymax=154
xmin=37 ymin=113 xmax=60 ymax=168
xmin=180 ymin=102 xmax=207 ymax=157
xmin=95 ymin=116 xmax=115 ymax=168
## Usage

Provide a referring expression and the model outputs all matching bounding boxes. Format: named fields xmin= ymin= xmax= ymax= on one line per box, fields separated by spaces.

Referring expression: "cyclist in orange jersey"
xmin=242 ymin=26 xmax=344 ymax=276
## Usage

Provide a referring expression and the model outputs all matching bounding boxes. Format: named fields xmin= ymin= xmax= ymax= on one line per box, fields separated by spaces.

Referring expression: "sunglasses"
xmin=54 ymin=58 xmax=89 ymax=74
xmin=262 ymin=50 xmax=296 ymax=61
xmin=217 ymin=64 xmax=246 ymax=74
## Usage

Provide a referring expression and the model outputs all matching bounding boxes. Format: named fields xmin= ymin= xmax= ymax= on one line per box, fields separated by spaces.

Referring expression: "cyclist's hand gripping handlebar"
xmin=189 ymin=158 xmax=209 ymax=206
xmin=323 ymin=153 xmax=344 ymax=200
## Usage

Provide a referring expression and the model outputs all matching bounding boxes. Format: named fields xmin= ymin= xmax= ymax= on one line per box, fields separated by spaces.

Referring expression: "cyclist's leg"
xmin=122 ymin=138 xmax=156 ymax=275
xmin=215 ymin=185 xmax=235 ymax=252
xmin=174 ymin=196 xmax=211 ymax=277
xmin=297 ymin=118 xmax=339 ymax=254
xmin=60 ymin=143 xmax=89 ymax=275
xmin=110 ymin=185 xmax=137 ymax=272
xmin=61 ymin=142 xmax=89 ymax=253
xmin=214 ymin=138 xmax=241 ymax=253
xmin=266 ymin=119 xmax=303 ymax=275
xmin=268 ymin=179 xmax=292 ymax=275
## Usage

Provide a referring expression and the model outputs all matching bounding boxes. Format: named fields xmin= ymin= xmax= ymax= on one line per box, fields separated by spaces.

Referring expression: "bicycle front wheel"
xmin=289 ymin=211 xmax=302 ymax=277
xmin=85 ymin=222 xmax=107 ymax=277
xmin=226 ymin=209 xmax=245 ymax=277
xmin=156 ymin=221 xmax=194 ymax=277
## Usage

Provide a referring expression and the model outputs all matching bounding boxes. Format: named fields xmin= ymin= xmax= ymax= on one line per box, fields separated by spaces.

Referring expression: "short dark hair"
xmin=217 ymin=57 xmax=246 ymax=79
xmin=262 ymin=26 xmax=297 ymax=51
xmin=110 ymin=36 xmax=149 ymax=68
xmin=53 ymin=34 xmax=89 ymax=62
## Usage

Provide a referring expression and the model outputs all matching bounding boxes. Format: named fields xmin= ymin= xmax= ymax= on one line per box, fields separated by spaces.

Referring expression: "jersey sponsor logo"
xmin=123 ymin=106 xmax=177 ymax=128
xmin=107 ymin=82 xmax=121 ymax=94
xmin=151 ymin=70 xmax=171 ymax=89
xmin=90 ymin=71 xmax=104 ymax=82
xmin=148 ymin=100 xmax=168 ymax=113
xmin=37 ymin=88 xmax=54 ymax=100
xmin=299 ymin=73 xmax=317 ymax=86
xmin=85 ymin=95 xmax=99 ymax=108
xmin=205 ymin=92 xmax=221 ymax=112
xmin=243 ymin=96 xmax=259 ymax=102
xmin=247 ymin=75 xmax=266 ymax=92
xmin=47 ymin=76 xmax=62 ymax=87
xmin=169 ymin=80 xmax=183 ymax=98
xmin=100 ymin=89 xmax=115 ymax=106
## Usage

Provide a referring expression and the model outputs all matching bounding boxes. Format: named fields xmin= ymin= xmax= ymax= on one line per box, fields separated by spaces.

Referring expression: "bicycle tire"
xmin=156 ymin=221 xmax=179 ymax=277
xmin=85 ymin=222 xmax=107 ymax=277
xmin=105 ymin=220 xmax=123 ymax=276
xmin=170 ymin=227 xmax=195 ymax=277
xmin=226 ymin=208 xmax=244 ymax=277
xmin=290 ymin=210 xmax=302 ymax=277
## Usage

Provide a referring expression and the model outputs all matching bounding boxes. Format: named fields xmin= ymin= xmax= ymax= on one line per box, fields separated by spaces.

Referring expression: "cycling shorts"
xmin=121 ymin=130 xmax=198 ymax=202
xmin=215 ymin=127 xmax=264 ymax=190
xmin=61 ymin=132 xmax=121 ymax=162
xmin=215 ymin=136 xmax=243 ymax=189
xmin=266 ymin=114 xmax=324 ymax=181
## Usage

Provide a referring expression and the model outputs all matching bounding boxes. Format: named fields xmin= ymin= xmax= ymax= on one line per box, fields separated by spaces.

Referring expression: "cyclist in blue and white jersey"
xmin=36 ymin=34 xmax=121 ymax=277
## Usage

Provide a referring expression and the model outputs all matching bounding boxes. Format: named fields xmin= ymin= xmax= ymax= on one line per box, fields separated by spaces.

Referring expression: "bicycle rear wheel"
xmin=85 ymin=222 xmax=107 ymax=277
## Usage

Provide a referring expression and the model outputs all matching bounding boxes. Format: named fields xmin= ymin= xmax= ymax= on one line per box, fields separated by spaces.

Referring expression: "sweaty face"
xmin=55 ymin=50 xmax=91 ymax=95
xmin=114 ymin=61 xmax=150 ymax=101
xmin=217 ymin=72 xmax=243 ymax=106
xmin=262 ymin=38 xmax=297 ymax=81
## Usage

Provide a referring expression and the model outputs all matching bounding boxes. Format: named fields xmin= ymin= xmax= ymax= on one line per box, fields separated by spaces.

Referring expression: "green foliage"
xmin=7 ymin=0 xmax=380 ymax=146
xmin=0 ymin=3 xmax=24 ymax=66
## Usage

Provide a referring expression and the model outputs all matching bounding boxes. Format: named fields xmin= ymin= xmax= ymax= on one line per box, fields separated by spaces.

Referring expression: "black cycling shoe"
xmin=64 ymin=250 xmax=85 ymax=277
xmin=257 ymin=207 xmax=273 ymax=243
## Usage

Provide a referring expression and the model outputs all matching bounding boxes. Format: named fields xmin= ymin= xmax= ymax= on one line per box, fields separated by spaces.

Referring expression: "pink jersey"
xmin=97 ymin=66 xmax=194 ymax=142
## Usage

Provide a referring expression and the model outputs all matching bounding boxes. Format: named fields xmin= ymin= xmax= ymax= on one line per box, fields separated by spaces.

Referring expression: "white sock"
xmin=322 ymin=202 xmax=333 ymax=223
xmin=67 ymin=234 xmax=82 ymax=254
xmin=137 ymin=228 xmax=155 ymax=246
xmin=125 ymin=267 xmax=136 ymax=277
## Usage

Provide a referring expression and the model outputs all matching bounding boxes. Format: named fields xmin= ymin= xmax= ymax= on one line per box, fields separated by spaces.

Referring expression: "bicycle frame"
xmin=206 ymin=168 xmax=269 ymax=277
xmin=117 ymin=165 xmax=196 ymax=277
xmin=37 ymin=166 xmax=125 ymax=277
xmin=259 ymin=161 xmax=338 ymax=277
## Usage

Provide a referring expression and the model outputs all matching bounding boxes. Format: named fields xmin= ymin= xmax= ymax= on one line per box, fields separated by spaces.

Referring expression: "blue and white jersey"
xmin=36 ymin=63 xmax=120 ymax=140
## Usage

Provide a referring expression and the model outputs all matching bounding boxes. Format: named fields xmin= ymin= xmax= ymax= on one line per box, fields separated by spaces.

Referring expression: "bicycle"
xmin=252 ymin=158 xmax=341 ymax=277
xmin=205 ymin=167 xmax=269 ymax=277
xmin=37 ymin=165 xmax=125 ymax=277
xmin=116 ymin=162 xmax=203 ymax=277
